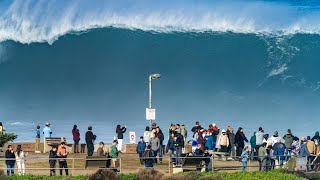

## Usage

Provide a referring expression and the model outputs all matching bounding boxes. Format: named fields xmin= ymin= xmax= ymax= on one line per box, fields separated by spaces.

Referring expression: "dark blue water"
xmin=0 ymin=0 xmax=320 ymax=143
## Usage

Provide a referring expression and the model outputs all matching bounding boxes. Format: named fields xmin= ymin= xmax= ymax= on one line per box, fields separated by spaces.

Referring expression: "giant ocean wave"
xmin=1 ymin=0 xmax=320 ymax=44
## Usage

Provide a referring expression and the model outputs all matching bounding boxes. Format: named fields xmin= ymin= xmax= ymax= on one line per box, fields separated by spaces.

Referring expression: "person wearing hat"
xmin=218 ymin=129 xmax=229 ymax=152
xmin=72 ymin=125 xmax=80 ymax=153
xmin=270 ymin=131 xmax=279 ymax=146
xmin=43 ymin=123 xmax=52 ymax=138
xmin=85 ymin=126 xmax=96 ymax=156
xmin=110 ymin=140 xmax=119 ymax=167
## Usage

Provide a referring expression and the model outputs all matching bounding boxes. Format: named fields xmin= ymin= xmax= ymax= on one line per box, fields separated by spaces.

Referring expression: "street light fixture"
xmin=149 ymin=73 xmax=161 ymax=129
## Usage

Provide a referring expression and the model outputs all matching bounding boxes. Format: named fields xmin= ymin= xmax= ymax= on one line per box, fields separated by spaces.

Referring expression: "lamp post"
xmin=149 ymin=73 xmax=161 ymax=129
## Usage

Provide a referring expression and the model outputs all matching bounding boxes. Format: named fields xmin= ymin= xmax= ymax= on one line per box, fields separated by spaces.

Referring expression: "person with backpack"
xmin=144 ymin=145 xmax=153 ymax=168
xmin=72 ymin=125 xmax=80 ymax=153
xmin=15 ymin=145 xmax=27 ymax=175
xmin=272 ymin=137 xmax=286 ymax=168
xmin=137 ymin=136 xmax=146 ymax=165
xmin=283 ymin=129 xmax=294 ymax=161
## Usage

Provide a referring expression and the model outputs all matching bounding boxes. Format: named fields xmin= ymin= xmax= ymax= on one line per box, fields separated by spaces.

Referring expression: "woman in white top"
xmin=15 ymin=145 xmax=27 ymax=175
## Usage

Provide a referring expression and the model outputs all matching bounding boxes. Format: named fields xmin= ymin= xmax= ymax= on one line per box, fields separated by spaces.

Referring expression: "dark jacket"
xmin=174 ymin=133 xmax=184 ymax=148
xmin=250 ymin=135 xmax=256 ymax=148
xmin=235 ymin=131 xmax=248 ymax=148
xmin=156 ymin=131 xmax=164 ymax=145
xmin=283 ymin=134 xmax=294 ymax=149
xmin=116 ymin=127 xmax=126 ymax=139
xmin=85 ymin=131 xmax=95 ymax=143
xmin=166 ymin=139 xmax=175 ymax=152
xmin=137 ymin=141 xmax=146 ymax=153
xmin=49 ymin=150 xmax=57 ymax=163
xmin=228 ymin=133 xmax=236 ymax=146
xmin=72 ymin=128 xmax=80 ymax=141
xmin=5 ymin=150 xmax=15 ymax=165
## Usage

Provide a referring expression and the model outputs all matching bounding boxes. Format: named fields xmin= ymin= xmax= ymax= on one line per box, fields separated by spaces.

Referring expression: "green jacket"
xmin=250 ymin=135 xmax=256 ymax=148
xmin=110 ymin=145 xmax=118 ymax=158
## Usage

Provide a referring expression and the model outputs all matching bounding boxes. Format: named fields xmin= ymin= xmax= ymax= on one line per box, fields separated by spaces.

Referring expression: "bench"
xmin=43 ymin=137 xmax=66 ymax=153
xmin=85 ymin=156 xmax=118 ymax=172
xmin=214 ymin=152 xmax=229 ymax=161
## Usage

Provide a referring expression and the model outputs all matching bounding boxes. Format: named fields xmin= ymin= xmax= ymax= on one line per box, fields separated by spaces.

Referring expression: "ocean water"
xmin=0 ymin=0 xmax=320 ymax=144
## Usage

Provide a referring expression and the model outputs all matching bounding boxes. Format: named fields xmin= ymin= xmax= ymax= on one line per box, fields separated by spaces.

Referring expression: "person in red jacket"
xmin=72 ymin=125 xmax=80 ymax=153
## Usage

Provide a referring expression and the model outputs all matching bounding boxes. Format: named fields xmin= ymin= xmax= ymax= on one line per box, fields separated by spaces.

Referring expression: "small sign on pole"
xmin=129 ymin=132 xmax=136 ymax=144
xmin=146 ymin=108 xmax=156 ymax=120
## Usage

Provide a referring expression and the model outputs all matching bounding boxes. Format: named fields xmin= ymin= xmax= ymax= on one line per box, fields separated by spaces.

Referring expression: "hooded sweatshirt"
xmin=312 ymin=131 xmax=320 ymax=145
xmin=218 ymin=134 xmax=229 ymax=147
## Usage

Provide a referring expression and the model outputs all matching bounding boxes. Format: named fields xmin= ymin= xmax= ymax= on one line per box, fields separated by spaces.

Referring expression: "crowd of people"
xmin=3 ymin=121 xmax=320 ymax=176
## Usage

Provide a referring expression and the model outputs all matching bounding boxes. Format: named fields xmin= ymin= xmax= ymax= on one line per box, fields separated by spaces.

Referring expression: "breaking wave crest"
xmin=1 ymin=0 xmax=320 ymax=44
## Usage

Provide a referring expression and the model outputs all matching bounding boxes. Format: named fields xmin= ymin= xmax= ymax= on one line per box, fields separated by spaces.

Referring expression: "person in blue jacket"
xmin=166 ymin=134 xmax=176 ymax=163
xmin=241 ymin=146 xmax=250 ymax=172
xmin=136 ymin=136 xmax=146 ymax=165
xmin=205 ymin=131 xmax=215 ymax=154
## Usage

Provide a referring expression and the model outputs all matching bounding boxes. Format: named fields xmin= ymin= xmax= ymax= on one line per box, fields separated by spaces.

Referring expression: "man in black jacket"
xmin=85 ymin=126 xmax=96 ymax=156
xmin=174 ymin=133 xmax=184 ymax=166
xmin=5 ymin=145 xmax=15 ymax=175
xmin=235 ymin=127 xmax=248 ymax=157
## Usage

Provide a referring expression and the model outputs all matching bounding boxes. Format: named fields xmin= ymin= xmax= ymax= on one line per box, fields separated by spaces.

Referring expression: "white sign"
xmin=146 ymin=108 xmax=156 ymax=120
xmin=129 ymin=132 xmax=136 ymax=144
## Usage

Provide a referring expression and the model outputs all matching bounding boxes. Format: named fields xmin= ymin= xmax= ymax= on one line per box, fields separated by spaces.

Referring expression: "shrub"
xmin=89 ymin=169 xmax=119 ymax=180
xmin=118 ymin=173 xmax=136 ymax=180
xmin=136 ymin=168 xmax=163 ymax=180
xmin=0 ymin=170 xmax=7 ymax=180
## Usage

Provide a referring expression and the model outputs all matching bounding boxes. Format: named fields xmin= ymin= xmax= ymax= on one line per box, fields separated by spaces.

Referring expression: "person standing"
xmin=15 ymin=145 xmax=27 ymax=175
xmin=166 ymin=134 xmax=176 ymax=162
xmin=35 ymin=125 xmax=41 ymax=153
xmin=72 ymin=125 xmax=80 ymax=153
xmin=256 ymin=127 xmax=264 ymax=153
xmin=270 ymin=131 xmax=279 ymax=146
xmin=110 ymin=140 xmax=119 ymax=167
xmin=283 ymin=129 xmax=294 ymax=160
xmin=241 ymin=146 xmax=250 ymax=172
xmin=143 ymin=145 xmax=153 ymax=168
xmin=116 ymin=124 xmax=127 ymax=152
xmin=258 ymin=142 xmax=268 ymax=171
xmin=235 ymin=127 xmax=249 ymax=158
xmin=49 ymin=146 xmax=57 ymax=176
xmin=0 ymin=122 xmax=5 ymax=135
xmin=191 ymin=121 xmax=202 ymax=138
xmin=137 ymin=136 xmax=146 ymax=164
xmin=228 ymin=128 xmax=236 ymax=160
xmin=272 ymin=137 xmax=286 ymax=169
xmin=5 ymin=145 xmax=15 ymax=176
xmin=156 ymin=127 xmax=164 ymax=163
xmin=149 ymin=132 xmax=160 ymax=164
xmin=43 ymin=122 xmax=52 ymax=138
xmin=85 ymin=126 xmax=96 ymax=156
xmin=144 ymin=126 xmax=151 ymax=146
xmin=57 ymin=142 xmax=69 ymax=176
xmin=250 ymin=132 xmax=257 ymax=160
xmin=218 ymin=130 xmax=229 ymax=152
xmin=180 ymin=125 xmax=187 ymax=153
xmin=174 ymin=132 xmax=184 ymax=166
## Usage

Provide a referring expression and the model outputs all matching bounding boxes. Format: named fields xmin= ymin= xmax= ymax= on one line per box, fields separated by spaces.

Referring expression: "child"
xmin=15 ymin=144 xmax=27 ymax=175
xmin=49 ymin=146 xmax=57 ymax=176
xmin=137 ymin=136 xmax=146 ymax=165
xmin=57 ymin=142 xmax=69 ymax=176
xmin=241 ymin=146 xmax=250 ymax=172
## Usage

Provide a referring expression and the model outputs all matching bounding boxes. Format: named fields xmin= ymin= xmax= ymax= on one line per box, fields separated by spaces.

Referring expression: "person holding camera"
xmin=116 ymin=124 xmax=126 ymax=152
xmin=85 ymin=126 xmax=96 ymax=156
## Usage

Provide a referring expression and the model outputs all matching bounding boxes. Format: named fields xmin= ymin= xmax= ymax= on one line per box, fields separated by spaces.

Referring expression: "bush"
xmin=136 ymin=169 xmax=163 ymax=180
xmin=118 ymin=173 xmax=136 ymax=180
xmin=89 ymin=169 xmax=119 ymax=180
xmin=0 ymin=133 xmax=17 ymax=147
xmin=0 ymin=170 xmax=7 ymax=180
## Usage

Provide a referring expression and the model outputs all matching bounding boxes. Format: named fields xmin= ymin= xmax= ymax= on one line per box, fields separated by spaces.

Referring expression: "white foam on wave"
xmin=0 ymin=0 xmax=320 ymax=44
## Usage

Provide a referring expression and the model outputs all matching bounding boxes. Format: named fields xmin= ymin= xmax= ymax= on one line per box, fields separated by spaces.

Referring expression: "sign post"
xmin=129 ymin=132 xmax=136 ymax=144
xmin=146 ymin=108 xmax=156 ymax=121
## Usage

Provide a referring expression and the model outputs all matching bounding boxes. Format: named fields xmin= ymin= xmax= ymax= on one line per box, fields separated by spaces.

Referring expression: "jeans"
xmin=285 ymin=149 xmax=292 ymax=161
xmin=74 ymin=139 xmax=80 ymax=153
xmin=138 ymin=152 xmax=144 ymax=164
xmin=151 ymin=150 xmax=158 ymax=163
xmin=59 ymin=161 xmax=69 ymax=175
xmin=50 ymin=162 xmax=56 ymax=176
xmin=87 ymin=142 xmax=94 ymax=156
xmin=6 ymin=164 xmax=14 ymax=175
xmin=175 ymin=147 xmax=182 ymax=165
xmin=159 ymin=145 xmax=163 ymax=162
xmin=242 ymin=161 xmax=247 ymax=171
